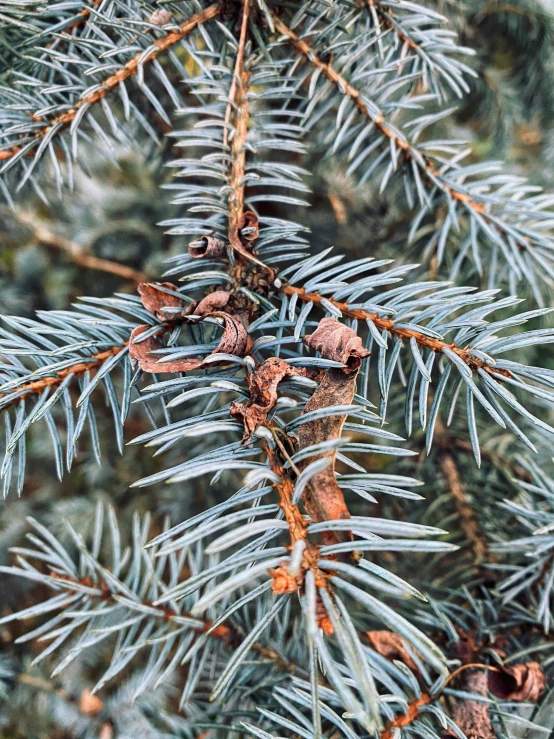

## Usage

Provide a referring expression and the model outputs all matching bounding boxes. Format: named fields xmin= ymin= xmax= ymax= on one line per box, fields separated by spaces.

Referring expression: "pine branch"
xmin=0 ymin=342 xmax=128 ymax=411
xmin=226 ymin=0 xmax=258 ymax=270
xmin=0 ymin=3 xmax=219 ymax=163
xmin=281 ymin=284 xmax=506 ymax=378
xmin=272 ymin=16 xmax=487 ymax=218
xmin=47 ymin=569 xmax=237 ymax=643
xmin=17 ymin=212 xmax=149 ymax=284
xmin=273 ymin=13 xmax=554 ymax=295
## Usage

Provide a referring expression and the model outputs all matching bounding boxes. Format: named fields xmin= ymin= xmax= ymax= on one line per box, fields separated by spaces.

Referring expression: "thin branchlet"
xmin=0 ymin=4 xmax=219 ymax=162
xmin=0 ymin=343 xmax=128 ymax=410
xmin=272 ymin=15 xmax=526 ymax=249
xmin=281 ymin=284 xmax=509 ymax=377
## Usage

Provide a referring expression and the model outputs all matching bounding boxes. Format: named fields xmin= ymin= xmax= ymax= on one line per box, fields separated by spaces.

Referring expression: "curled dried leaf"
xmin=208 ymin=311 xmax=250 ymax=356
xmin=129 ymin=312 xmax=250 ymax=374
xmin=188 ymin=235 xmax=227 ymax=259
xmin=193 ymin=290 xmax=230 ymax=316
xmin=138 ymin=282 xmax=186 ymax=322
xmin=365 ymin=630 xmax=419 ymax=672
xmin=230 ymin=357 xmax=302 ymax=443
xmin=238 ymin=210 xmax=259 ymax=245
xmin=488 ymin=661 xmax=546 ymax=702
xmin=298 ymin=368 xmax=354 ymax=546
xmin=129 ymin=326 xmax=203 ymax=374
xmin=303 ymin=317 xmax=370 ymax=374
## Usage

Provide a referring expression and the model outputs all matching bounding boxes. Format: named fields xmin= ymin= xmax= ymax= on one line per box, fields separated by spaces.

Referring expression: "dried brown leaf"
xmin=193 ymin=290 xmax=230 ymax=316
xmin=209 ymin=311 xmax=250 ymax=356
xmin=129 ymin=326 xmax=203 ymax=374
xmin=188 ymin=235 xmax=227 ymax=259
xmin=365 ymin=630 xmax=419 ymax=672
xmin=129 ymin=312 xmax=249 ymax=373
xmin=303 ymin=317 xmax=370 ymax=374
xmin=238 ymin=210 xmax=259 ymax=245
xmin=488 ymin=661 xmax=546 ymax=702
xmin=297 ymin=367 xmax=354 ymax=543
xmin=297 ymin=318 xmax=371 ymax=547
xmin=230 ymin=357 xmax=302 ymax=443
xmin=137 ymin=282 xmax=187 ymax=322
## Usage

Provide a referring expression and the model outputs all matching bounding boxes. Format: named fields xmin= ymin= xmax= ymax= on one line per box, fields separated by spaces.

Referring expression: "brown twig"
xmin=227 ymin=64 xmax=251 ymax=258
xmin=264 ymin=438 xmax=334 ymax=634
xmin=282 ymin=284 xmax=509 ymax=378
xmin=223 ymin=0 xmax=251 ymax=150
xmin=380 ymin=693 xmax=432 ymax=739
xmin=0 ymin=343 xmax=128 ymax=411
xmin=224 ymin=2 xmax=274 ymax=279
xmin=24 ymin=219 xmax=149 ymax=284
xmin=439 ymin=452 xmax=489 ymax=561
xmin=0 ymin=4 xmax=219 ymax=162
xmin=272 ymin=15 xmax=522 ymax=244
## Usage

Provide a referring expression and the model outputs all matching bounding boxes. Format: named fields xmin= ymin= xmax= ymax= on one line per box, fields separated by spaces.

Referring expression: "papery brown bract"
xmin=488 ymin=661 xmax=546 ymax=702
xmin=230 ymin=357 xmax=303 ymax=443
xmin=303 ymin=317 xmax=370 ymax=374
xmin=129 ymin=311 xmax=249 ymax=373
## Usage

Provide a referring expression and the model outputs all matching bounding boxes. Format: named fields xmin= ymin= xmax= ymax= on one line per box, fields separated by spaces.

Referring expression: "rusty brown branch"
xmin=272 ymin=16 xmax=506 ymax=233
xmin=0 ymin=4 xmax=219 ymax=162
xmin=223 ymin=0 xmax=251 ymax=150
xmin=0 ymin=343 xmax=128 ymax=411
xmin=227 ymin=65 xmax=251 ymax=253
xmin=282 ymin=284 xmax=508 ymax=378
xmin=380 ymin=693 xmax=432 ymax=739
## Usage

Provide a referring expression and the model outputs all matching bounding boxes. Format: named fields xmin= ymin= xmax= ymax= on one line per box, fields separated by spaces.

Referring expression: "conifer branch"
xmin=281 ymin=284 xmax=508 ymax=378
xmin=227 ymin=12 xmax=253 ymax=265
xmin=0 ymin=4 xmax=219 ymax=162
xmin=272 ymin=15 xmax=528 ymax=252
xmin=0 ymin=343 xmax=128 ymax=410
xmin=48 ymin=570 xmax=236 ymax=641
xmin=224 ymin=4 xmax=276 ymax=279
xmin=365 ymin=0 xmax=424 ymax=56
xmin=223 ymin=0 xmax=251 ymax=151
